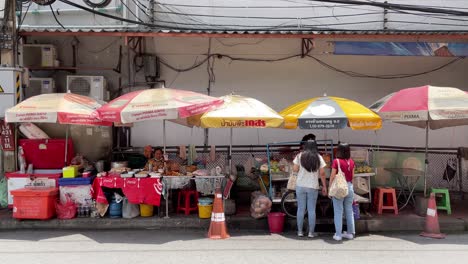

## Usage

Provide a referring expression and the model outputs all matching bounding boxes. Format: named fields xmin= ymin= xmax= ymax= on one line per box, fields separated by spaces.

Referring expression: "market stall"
xmin=95 ymin=87 xmax=227 ymax=218
xmin=4 ymin=93 xmax=110 ymax=218
xmin=273 ymin=95 xmax=382 ymax=218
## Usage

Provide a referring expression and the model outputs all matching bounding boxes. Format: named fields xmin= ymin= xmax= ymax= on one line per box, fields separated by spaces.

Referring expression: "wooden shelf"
xmin=354 ymin=173 xmax=375 ymax=177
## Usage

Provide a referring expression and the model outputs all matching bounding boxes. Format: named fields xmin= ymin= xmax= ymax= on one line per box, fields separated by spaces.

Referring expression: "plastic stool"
xmin=177 ymin=190 xmax=199 ymax=215
xmin=375 ymin=187 xmax=398 ymax=215
xmin=431 ymin=188 xmax=451 ymax=215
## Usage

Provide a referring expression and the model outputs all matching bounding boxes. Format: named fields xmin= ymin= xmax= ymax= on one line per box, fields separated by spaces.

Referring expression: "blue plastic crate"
xmin=58 ymin=177 xmax=94 ymax=186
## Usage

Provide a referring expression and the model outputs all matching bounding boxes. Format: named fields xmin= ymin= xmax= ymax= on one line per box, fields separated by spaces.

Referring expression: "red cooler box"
xmin=6 ymin=170 xmax=62 ymax=207
xmin=19 ymin=138 xmax=74 ymax=169
xmin=11 ymin=188 xmax=59 ymax=220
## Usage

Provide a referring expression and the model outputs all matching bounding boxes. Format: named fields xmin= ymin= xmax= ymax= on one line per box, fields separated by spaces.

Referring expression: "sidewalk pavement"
xmin=1 ymin=204 xmax=467 ymax=233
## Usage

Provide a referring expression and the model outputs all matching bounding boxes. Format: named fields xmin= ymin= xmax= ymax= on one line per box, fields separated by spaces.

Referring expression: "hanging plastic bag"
xmin=352 ymin=202 xmax=360 ymax=220
xmin=250 ymin=194 xmax=272 ymax=219
xmin=113 ymin=193 xmax=124 ymax=203
xmin=0 ymin=177 xmax=8 ymax=208
xmin=122 ymin=197 xmax=140 ymax=218
xmin=56 ymin=196 xmax=77 ymax=219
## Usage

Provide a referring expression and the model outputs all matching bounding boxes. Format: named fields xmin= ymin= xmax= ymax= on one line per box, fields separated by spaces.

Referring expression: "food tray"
xmin=135 ymin=173 xmax=148 ymax=178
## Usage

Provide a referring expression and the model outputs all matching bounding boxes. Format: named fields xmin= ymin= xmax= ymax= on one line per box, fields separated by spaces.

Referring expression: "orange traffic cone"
xmin=207 ymin=188 xmax=230 ymax=239
xmin=420 ymin=193 xmax=446 ymax=239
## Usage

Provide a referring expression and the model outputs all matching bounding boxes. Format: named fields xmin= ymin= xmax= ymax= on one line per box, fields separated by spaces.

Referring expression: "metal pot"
xmin=95 ymin=160 xmax=105 ymax=172
xmin=111 ymin=161 xmax=128 ymax=169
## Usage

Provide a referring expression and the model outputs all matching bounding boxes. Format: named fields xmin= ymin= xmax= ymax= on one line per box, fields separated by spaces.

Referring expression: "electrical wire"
xmin=49 ymin=5 xmax=66 ymax=29
xmin=215 ymin=38 xmax=267 ymax=47
xmin=151 ymin=9 xmax=384 ymax=20
xmin=154 ymin=2 xmax=360 ymax=9
xmin=83 ymin=38 xmax=121 ymax=53
xmin=304 ymin=0 xmax=468 ymax=17
xmin=158 ymin=49 xmax=464 ymax=79
xmin=58 ymin=0 xmax=468 ymax=31
xmin=307 ymin=55 xmax=463 ymax=79
xmin=154 ymin=2 xmax=468 ymax=24
xmin=119 ymin=0 xmax=144 ymax=23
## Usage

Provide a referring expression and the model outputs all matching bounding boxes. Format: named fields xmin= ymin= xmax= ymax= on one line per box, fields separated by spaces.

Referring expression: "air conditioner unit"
xmin=66 ymin=75 xmax=108 ymax=101
xmin=21 ymin=44 xmax=57 ymax=67
xmin=25 ymin=78 xmax=56 ymax=99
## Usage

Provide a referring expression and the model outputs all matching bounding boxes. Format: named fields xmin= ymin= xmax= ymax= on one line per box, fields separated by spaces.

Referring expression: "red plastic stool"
xmin=375 ymin=187 xmax=398 ymax=215
xmin=177 ymin=190 xmax=199 ymax=215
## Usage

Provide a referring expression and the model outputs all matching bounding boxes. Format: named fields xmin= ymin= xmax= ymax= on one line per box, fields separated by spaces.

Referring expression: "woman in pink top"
xmin=329 ymin=143 xmax=355 ymax=241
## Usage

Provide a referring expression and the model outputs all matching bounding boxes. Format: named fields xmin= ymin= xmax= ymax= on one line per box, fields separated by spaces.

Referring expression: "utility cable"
xmin=58 ymin=0 xmax=468 ymax=31
xmin=119 ymin=0 xmax=144 ymax=23
xmin=49 ymin=5 xmax=66 ymax=29
xmin=305 ymin=0 xmax=468 ymax=17
xmin=158 ymin=51 xmax=463 ymax=79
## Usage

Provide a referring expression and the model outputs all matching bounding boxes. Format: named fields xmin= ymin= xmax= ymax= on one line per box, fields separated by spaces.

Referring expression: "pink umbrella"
xmin=96 ymin=88 xmax=224 ymax=124
xmin=370 ymin=85 xmax=468 ymax=196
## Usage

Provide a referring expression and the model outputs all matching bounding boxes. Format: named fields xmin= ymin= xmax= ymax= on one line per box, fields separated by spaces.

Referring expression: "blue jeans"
xmin=296 ymin=186 xmax=319 ymax=233
xmin=332 ymin=182 xmax=355 ymax=237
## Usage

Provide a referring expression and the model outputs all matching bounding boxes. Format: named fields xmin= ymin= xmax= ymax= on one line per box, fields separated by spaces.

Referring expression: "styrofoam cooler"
xmin=58 ymin=178 xmax=94 ymax=206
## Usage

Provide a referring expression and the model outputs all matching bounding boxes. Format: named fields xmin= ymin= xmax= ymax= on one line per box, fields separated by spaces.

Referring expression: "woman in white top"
xmin=292 ymin=140 xmax=327 ymax=237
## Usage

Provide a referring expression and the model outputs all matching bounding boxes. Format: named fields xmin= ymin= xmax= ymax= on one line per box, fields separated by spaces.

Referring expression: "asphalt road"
xmin=1 ymin=229 xmax=467 ymax=264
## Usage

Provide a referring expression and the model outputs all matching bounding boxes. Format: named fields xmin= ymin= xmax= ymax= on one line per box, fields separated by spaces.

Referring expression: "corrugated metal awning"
xmin=19 ymin=28 xmax=468 ymax=40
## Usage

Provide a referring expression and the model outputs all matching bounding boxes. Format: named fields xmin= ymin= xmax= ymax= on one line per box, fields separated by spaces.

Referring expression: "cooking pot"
xmin=111 ymin=161 xmax=128 ymax=169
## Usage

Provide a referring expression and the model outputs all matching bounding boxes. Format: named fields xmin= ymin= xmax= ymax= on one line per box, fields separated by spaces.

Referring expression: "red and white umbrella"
xmin=6 ymin=93 xmax=111 ymax=126
xmin=370 ymin=85 xmax=468 ymax=197
xmin=5 ymin=93 xmax=111 ymax=166
xmin=96 ymin=88 xmax=224 ymax=124
xmin=369 ymin=85 xmax=468 ymax=130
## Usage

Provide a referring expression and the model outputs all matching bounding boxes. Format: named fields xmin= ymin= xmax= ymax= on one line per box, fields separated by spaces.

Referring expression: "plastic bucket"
xmin=140 ymin=204 xmax=154 ymax=217
xmin=268 ymin=212 xmax=286 ymax=233
xmin=198 ymin=204 xmax=213 ymax=219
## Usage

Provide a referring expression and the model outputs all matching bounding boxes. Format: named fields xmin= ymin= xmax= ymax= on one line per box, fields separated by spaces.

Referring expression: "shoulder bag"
xmin=329 ymin=159 xmax=349 ymax=199
xmin=287 ymin=170 xmax=297 ymax=190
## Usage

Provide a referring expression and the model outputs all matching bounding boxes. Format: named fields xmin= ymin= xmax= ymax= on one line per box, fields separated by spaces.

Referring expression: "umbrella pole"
xmin=229 ymin=128 xmax=233 ymax=176
xmin=163 ymin=120 xmax=167 ymax=155
xmin=424 ymin=121 xmax=429 ymax=197
xmin=64 ymin=125 xmax=69 ymax=166
xmin=163 ymin=119 xmax=169 ymax=218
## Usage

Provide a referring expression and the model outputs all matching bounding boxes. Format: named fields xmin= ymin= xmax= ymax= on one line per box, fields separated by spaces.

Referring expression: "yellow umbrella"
xmin=280 ymin=96 xmax=381 ymax=130
xmin=200 ymin=94 xmax=284 ymax=128
xmin=173 ymin=94 xmax=283 ymax=176
xmin=175 ymin=94 xmax=284 ymax=128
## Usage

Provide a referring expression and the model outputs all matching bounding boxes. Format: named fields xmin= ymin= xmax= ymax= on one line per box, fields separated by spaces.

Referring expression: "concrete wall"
xmin=27 ymin=35 xmax=468 ymax=149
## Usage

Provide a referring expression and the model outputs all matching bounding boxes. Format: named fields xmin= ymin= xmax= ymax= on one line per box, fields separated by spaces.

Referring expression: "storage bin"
xmin=11 ymin=188 xmax=58 ymax=220
xmin=58 ymin=177 xmax=94 ymax=186
xmin=19 ymin=139 xmax=74 ymax=169
xmin=63 ymin=166 xmax=78 ymax=178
